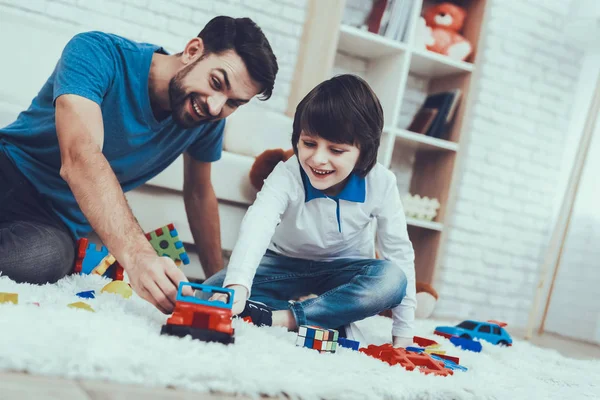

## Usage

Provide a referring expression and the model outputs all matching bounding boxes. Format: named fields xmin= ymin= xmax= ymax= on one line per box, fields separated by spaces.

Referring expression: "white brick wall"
xmin=434 ymin=0 xmax=586 ymax=329
xmin=0 ymin=0 xmax=307 ymax=114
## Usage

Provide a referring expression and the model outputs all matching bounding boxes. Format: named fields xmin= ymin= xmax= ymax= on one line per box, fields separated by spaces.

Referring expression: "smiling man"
xmin=0 ymin=16 xmax=278 ymax=314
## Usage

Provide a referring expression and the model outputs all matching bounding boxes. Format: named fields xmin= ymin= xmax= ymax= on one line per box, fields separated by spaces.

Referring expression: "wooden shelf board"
xmin=338 ymin=25 xmax=408 ymax=59
xmin=409 ymin=48 xmax=474 ymax=78
xmin=406 ymin=217 xmax=443 ymax=231
xmin=386 ymin=127 xmax=459 ymax=151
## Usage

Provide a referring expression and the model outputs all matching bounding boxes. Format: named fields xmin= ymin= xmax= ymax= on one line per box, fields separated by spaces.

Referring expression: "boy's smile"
xmin=298 ymin=132 xmax=360 ymax=197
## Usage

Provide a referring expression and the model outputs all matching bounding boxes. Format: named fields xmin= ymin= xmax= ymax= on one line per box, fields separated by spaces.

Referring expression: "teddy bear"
xmin=249 ymin=148 xmax=440 ymax=318
xmin=423 ymin=2 xmax=472 ymax=61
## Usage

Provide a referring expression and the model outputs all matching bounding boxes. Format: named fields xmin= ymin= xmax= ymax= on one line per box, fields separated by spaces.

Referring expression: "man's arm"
xmin=183 ymin=153 xmax=224 ymax=278
xmin=56 ymin=94 xmax=189 ymax=313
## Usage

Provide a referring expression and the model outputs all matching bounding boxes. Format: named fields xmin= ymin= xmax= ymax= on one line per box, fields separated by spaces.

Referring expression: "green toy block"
xmin=145 ymin=223 xmax=190 ymax=266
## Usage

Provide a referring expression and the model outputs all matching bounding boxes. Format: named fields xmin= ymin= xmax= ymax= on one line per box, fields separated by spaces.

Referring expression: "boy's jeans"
xmin=205 ymin=250 xmax=407 ymax=330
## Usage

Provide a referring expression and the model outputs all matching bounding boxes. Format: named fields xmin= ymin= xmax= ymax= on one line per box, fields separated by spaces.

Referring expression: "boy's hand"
xmin=392 ymin=336 xmax=414 ymax=348
xmin=209 ymin=284 xmax=249 ymax=316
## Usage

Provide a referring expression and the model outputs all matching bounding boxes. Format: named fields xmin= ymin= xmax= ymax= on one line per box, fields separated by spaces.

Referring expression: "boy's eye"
xmin=331 ymin=148 xmax=345 ymax=154
xmin=302 ymin=140 xmax=316 ymax=147
xmin=211 ymin=77 xmax=222 ymax=90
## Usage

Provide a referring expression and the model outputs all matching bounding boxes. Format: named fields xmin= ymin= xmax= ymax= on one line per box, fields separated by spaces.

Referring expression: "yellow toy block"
xmin=101 ymin=280 xmax=132 ymax=299
xmin=68 ymin=302 xmax=95 ymax=312
xmin=92 ymin=254 xmax=116 ymax=276
xmin=0 ymin=292 xmax=18 ymax=304
xmin=425 ymin=349 xmax=446 ymax=355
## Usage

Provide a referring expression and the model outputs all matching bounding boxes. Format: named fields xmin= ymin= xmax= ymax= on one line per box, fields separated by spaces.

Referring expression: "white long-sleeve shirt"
xmin=223 ymin=156 xmax=416 ymax=338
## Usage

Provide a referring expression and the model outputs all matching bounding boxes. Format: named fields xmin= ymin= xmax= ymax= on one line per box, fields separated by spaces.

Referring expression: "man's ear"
xmin=181 ymin=37 xmax=204 ymax=65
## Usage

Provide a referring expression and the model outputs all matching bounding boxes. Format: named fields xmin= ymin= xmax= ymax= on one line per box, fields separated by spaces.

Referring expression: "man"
xmin=0 ymin=16 xmax=278 ymax=314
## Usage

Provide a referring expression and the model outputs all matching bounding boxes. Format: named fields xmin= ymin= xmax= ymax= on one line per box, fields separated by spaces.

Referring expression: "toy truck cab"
xmin=161 ymin=282 xmax=235 ymax=345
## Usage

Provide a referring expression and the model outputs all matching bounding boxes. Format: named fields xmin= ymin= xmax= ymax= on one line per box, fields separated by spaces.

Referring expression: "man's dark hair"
xmin=291 ymin=74 xmax=384 ymax=177
xmin=198 ymin=16 xmax=278 ymax=100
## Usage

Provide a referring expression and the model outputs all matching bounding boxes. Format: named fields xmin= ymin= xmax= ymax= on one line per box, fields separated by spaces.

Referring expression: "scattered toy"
xmin=161 ymin=282 xmax=235 ymax=344
xmin=361 ymin=344 xmax=453 ymax=376
xmin=449 ymin=336 xmax=482 ymax=353
xmin=338 ymin=337 xmax=360 ymax=351
xmin=76 ymin=290 xmax=96 ymax=299
xmin=434 ymin=320 xmax=512 ymax=346
xmin=101 ymin=281 xmax=132 ymax=299
xmin=68 ymin=301 xmax=95 ymax=312
xmin=296 ymin=325 xmax=339 ymax=353
xmin=0 ymin=292 xmax=18 ymax=304
xmin=146 ymin=223 xmax=190 ymax=266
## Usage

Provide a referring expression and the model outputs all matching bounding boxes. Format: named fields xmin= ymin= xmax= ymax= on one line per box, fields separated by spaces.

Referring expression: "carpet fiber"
xmin=0 ymin=274 xmax=599 ymax=399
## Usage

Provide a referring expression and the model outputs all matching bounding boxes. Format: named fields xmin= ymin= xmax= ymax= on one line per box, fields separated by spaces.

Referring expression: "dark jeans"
xmin=0 ymin=148 xmax=75 ymax=284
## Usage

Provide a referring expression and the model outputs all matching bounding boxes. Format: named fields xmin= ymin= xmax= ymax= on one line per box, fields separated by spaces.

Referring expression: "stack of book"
xmin=367 ymin=0 xmax=415 ymax=42
xmin=407 ymin=89 xmax=462 ymax=140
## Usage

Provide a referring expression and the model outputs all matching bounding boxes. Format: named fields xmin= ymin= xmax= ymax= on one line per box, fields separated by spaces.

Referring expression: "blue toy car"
xmin=434 ymin=320 xmax=512 ymax=346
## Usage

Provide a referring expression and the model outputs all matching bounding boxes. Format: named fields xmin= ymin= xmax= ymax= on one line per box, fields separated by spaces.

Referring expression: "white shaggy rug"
xmin=1 ymin=275 xmax=599 ymax=400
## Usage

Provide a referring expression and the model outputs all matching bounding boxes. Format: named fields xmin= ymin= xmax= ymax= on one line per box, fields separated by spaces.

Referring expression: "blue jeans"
xmin=205 ymin=250 xmax=407 ymax=329
xmin=0 ymin=148 xmax=75 ymax=284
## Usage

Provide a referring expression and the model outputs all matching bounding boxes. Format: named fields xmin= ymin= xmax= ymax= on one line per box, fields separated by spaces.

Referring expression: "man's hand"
xmin=392 ymin=336 xmax=415 ymax=348
xmin=126 ymin=254 xmax=192 ymax=314
xmin=209 ymin=284 xmax=248 ymax=315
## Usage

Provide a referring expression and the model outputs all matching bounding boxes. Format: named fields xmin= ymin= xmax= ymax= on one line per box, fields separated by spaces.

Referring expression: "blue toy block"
xmin=81 ymin=243 xmax=109 ymax=275
xmin=449 ymin=336 xmax=482 ymax=353
xmin=431 ymin=354 xmax=468 ymax=372
xmin=175 ymin=282 xmax=234 ymax=309
xmin=338 ymin=337 xmax=360 ymax=351
xmin=76 ymin=290 xmax=95 ymax=299
xmin=406 ymin=346 xmax=425 ymax=353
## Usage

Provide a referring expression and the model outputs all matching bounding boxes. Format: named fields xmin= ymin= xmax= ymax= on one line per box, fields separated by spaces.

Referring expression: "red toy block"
xmin=360 ymin=344 xmax=453 ymax=377
xmin=73 ymin=238 xmax=89 ymax=274
xmin=413 ymin=336 xmax=439 ymax=347
xmin=430 ymin=352 xmax=460 ymax=364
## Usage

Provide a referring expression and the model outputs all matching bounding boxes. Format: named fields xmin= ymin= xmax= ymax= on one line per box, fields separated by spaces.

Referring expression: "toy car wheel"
xmin=460 ymin=333 xmax=471 ymax=340
xmin=498 ymin=340 xmax=509 ymax=346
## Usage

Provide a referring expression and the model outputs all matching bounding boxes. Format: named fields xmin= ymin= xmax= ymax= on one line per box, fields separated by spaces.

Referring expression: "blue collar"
xmin=300 ymin=166 xmax=366 ymax=203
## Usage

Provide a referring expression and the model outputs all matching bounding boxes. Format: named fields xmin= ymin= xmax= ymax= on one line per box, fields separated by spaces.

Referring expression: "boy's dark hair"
xmin=198 ymin=16 xmax=278 ymax=100
xmin=291 ymin=74 xmax=384 ymax=177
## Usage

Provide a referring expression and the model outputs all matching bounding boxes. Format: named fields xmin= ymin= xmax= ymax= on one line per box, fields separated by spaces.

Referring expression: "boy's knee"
xmin=376 ymin=260 xmax=407 ymax=306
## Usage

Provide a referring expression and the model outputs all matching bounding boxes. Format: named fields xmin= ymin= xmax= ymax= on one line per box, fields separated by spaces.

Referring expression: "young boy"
xmin=207 ymin=74 xmax=416 ymax=347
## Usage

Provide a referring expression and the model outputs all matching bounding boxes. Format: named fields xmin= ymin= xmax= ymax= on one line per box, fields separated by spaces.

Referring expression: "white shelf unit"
xmin=333 ymin=0 xmax=488 ymax=283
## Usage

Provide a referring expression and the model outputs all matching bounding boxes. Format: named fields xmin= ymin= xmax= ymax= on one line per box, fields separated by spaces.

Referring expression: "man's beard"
xmin=168 ymin=61 xmax=214 ymax=128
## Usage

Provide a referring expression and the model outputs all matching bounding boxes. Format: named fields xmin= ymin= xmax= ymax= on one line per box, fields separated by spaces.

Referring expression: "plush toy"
xmin=423 ymin=2 xmax=472 ymax=61
xmin=249 ymin=149 xmax=440 ymax=318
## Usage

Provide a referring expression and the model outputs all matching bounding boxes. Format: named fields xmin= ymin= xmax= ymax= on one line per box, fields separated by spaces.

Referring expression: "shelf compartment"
xmin=409 ymin=48 xmax=474 ymax=78
xmin=338 ymin=25 xmax=408 ymax=59
xmin=386 ymin=127 xmax=459 ymax=152
xmin=406 ymin=217 xmax=443 ymax=231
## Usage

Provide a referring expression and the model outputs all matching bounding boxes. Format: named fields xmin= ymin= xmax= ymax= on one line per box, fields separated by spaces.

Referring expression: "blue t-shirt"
xmin=0 ymin=31 xmax=225 ymax=239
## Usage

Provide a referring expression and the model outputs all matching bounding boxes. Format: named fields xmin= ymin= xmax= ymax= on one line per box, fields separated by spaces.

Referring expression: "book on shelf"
xmin=410 ymin=89 xmax=462 ymax=140
xmin=367 ymin=0 xmax=415 ymax=42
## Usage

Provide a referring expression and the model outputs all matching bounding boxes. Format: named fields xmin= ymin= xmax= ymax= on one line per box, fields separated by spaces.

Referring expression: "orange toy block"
xmin=360 ymin=344 xmax=453 ymax=377
xmin=73 ymin=238 xmax=89 ymax=274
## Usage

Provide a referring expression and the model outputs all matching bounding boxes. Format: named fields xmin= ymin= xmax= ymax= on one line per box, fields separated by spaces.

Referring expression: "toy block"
xmin=73 ymin=238 xmax=88 ymax=273
xmin=296 ymin=325 xmax=338 ymax=353
xmin=413 ymin=336 xmax=439 ymax=347
xmin=430 ymin=353 xmax=460 ymax=364
xmin=76 ymin=290 xmax=95 ymax=299
xmin=360 ymin=344 xmax=453 ymax=376
xmin=145 ymin=223 xmax=190 ymax=266
xmin=101 ymin=281 xmax=132 ymax=299
xmin=68 ymin=301 xmax=95 ymax=312
xmin=406 ymin=346 xmax=425 ymax=353
xmin=81 ymin=242 xmax=110 ymax=275
xmin=449 ymin=336 xmax=482 ymax=353
xmin=430 ymin=354 xmax=468 ymax=372
xmin=338 ymin=337 xmax=360 ymax=351
xmin=425 ymin=348 xmax=445 ymax=355
xmin=0 ymin=292 xmax=18 ymax=304
xmin=92 ymin=254 xmax=116 ymax=276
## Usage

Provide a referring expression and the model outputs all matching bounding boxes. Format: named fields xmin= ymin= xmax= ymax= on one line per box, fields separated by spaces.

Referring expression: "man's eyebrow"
xmin=215 ymin=68 xmax=251 ymax=104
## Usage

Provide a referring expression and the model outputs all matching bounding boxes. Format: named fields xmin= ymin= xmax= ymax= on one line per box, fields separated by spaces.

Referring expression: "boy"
xmin=207 ymin=74 xmax=416 ymax=347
